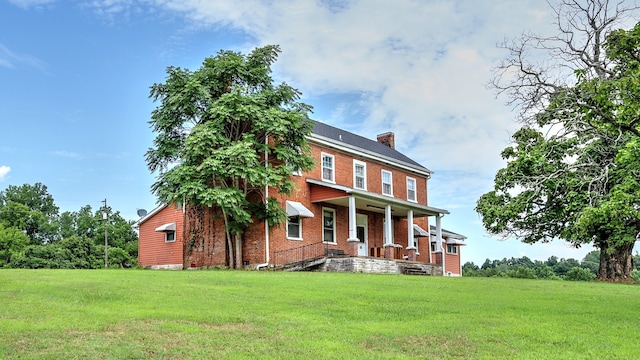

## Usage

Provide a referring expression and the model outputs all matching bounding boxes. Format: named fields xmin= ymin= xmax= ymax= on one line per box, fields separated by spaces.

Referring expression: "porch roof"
xmin=307 ymin=178 xmax=449 ymax=218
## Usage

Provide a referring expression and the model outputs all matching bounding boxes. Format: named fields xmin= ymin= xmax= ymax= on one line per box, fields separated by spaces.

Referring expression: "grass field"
xmin=1 ymin=269 xmax=639 ymax=359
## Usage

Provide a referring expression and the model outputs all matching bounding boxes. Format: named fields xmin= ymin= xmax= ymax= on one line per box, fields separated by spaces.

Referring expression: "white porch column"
xmin=406 ymin=210 xmax=415 ymax=249
xmin=436 ymin=215 xmax=443 ymax=251
xmin=384 ymin=204 xmax=393 ymax=245
xmin=436 ymin=214 xmax=445 ymax=275
xmin=347 ymin=196 xmax=358 ymax=241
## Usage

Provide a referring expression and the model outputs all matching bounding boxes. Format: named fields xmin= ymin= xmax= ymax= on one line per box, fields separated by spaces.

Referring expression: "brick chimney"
xmin=377 ymin=132 xmax=395 ymax=149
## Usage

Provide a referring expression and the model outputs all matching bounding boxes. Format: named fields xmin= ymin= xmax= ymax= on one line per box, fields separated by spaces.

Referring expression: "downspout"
xmin=256 ymin=134 xmax=270 ymax=270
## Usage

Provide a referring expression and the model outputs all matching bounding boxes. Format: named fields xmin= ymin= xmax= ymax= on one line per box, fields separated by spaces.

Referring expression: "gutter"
xmin=256 ymin=135 xmax=270 ymax=270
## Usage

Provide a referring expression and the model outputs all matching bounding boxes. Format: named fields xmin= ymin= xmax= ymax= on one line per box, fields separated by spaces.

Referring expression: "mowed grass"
xmin=0 ymin=270 xmax=639 ymax=359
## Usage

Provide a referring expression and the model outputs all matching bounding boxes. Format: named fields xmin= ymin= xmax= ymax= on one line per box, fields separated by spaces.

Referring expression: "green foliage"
xmin=478 ymin=21 xmax=640 ymax=280
xmin=106 ymin=247 xmax=132 ymax=268
xmin=0 ymin=182 xmax=139 ymax=269
xmin=632 ymin=269 xmax=640 ymax=283
xmin=0 ymin=224 xmax=29 ymax=267
xmin=564 ymin=267 xmax=597 ymax=282
xmin=465 ymin=256 xmax=597 ymax=281
xmin=146 ymin=45 xmax=316 ymax=267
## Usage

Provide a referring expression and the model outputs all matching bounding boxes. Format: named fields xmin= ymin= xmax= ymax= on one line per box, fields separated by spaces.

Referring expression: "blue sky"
xmin=2 ymin=0 xmax=636 ymax=265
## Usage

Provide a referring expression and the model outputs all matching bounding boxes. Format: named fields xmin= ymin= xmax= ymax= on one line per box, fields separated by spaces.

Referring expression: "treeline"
xmin=0 ymin=183 xmax=138 ymax=269
xmin=463 ymin=253 xmax=640 ymax=282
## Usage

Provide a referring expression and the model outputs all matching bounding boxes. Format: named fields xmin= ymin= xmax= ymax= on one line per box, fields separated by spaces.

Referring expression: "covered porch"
xmin=307 ymin=179 xmax=450 ymax=263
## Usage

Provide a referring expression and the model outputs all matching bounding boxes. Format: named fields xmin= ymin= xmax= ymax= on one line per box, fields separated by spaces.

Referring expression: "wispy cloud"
xmin=0 ymin=43 xmax=49 ymax=72
xmin=50 ymin=150 xmax=85 ymax=160
xmin=7 ymin=0 xmax=56 ymax=10
xmin=0 ymin=165 xmax=10 ymax=181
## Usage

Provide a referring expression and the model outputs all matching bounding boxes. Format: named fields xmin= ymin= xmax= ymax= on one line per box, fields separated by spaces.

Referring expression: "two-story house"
xmin=137 ymin=120 xmax=465 ymax=275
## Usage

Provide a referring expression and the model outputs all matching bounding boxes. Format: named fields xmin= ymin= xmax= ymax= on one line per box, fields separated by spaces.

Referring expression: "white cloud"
xmin=132 ymin=0 xmax=555 ymax=176
xmin=7 ymin=0 xmax=56 ymax=10
xmin=0 ymin=166 xmax=10 ymax=181
xmin=0 ymin=43 xmax=48 ymax=72
xmin=50 ymin=150 xmax=85 ymax=160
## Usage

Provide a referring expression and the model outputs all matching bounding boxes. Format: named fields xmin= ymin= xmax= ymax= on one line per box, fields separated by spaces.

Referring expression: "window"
xmin=406 ymin=177 xmax=416 ymax=202
xmin=322 ymin=208 xmax=336 ymax=243
xmin=382 ymin=170 xmax=393 ymax=196
xmin=287 ymin=216 xmax=302 ymax=239
xmin=321 ymin=153 xmax=335 ymax=182
xmin=446 ymin=244 xmax=458 ymax=254
xmin=430 ymin=242 xmax=437 ymax=252
xmin=353 ymin=160 xmax=366 ymax=190
xmin=165 ymin=231 xmax=176 ymax=242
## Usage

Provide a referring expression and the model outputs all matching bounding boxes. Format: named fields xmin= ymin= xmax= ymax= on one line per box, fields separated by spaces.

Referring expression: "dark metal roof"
xmin=310 ymin=120 xmax=431 ymax=173
xmin=430 ymin=225 xmax=467 ymax=240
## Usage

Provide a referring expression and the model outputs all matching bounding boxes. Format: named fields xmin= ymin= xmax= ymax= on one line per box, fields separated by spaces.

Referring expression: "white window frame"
xmin=286 ymin=216 xmax=303 ymax=240
xmin=165 ymin=231 xmax=176 ymax=243
xmin=446 ymin=244 xmax=458 ymax=255
xmin=322 ymin=207 xmax=336 ymax=244
xmin=430 ymin=242 xmax=437 ymax=252
xmin=353 ymin=160 xmax=367 ymax=190
xmin=321 ymin=152 xmax=335 ymax=183
xmin=406 ymin=177 xmax=417 ymax=202
xmin=382 ymin=170 xmax=393 ymax=196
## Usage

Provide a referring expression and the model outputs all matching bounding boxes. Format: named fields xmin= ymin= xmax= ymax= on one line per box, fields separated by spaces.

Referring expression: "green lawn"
xmin=0 ymin=269 xmax=638 ymax=359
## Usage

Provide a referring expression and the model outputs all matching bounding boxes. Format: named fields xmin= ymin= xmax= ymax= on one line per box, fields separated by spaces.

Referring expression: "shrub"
xmin=564 ymin=267 xmax=596 ymax=281
xmin=632 ymin=269 xmax=640 ymax=283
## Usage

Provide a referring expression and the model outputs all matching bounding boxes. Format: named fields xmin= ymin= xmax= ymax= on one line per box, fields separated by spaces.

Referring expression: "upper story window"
xmin=353 ymin=160 xmax=366 ymax=190
xmin=321 ymin=153 xmax=335 ymax=182
xmin=382 ymin=170 xmax=393 ymax=196
xmin=165 ymin=231 xmax=176 ymax=242
xmin=406 ymin=177 xmax=417 ymax=202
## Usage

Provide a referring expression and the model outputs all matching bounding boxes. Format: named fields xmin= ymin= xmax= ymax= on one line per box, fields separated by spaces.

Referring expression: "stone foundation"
xmin=319 ymin=257 xmax=442 ymax=276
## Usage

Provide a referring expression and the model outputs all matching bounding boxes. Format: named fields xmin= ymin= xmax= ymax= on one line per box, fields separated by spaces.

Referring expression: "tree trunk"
xmin=598 ymin=241 xmax=635 ymax=282
xmin=234 ymin=232 xmax=243 ymax=269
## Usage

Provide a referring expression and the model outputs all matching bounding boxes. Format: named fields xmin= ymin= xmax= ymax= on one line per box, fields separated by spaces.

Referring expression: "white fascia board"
xmin=308 ymin=134 xmax=433 ymax=178
xmin=136 ymin=203 xmax=168 ymax=226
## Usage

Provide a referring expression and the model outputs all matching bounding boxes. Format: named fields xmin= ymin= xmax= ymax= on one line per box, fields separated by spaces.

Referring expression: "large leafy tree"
xmin=146 ymin=45 xmax=315 ymax=268
xmin=0 ymin=182 xmax=59 ymax=243
xmin=478 ymin=1 xmax=640 ymax=281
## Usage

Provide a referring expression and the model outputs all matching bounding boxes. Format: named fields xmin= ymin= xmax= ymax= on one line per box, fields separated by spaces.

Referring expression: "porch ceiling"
xmin=307 ymin=179 xmax=449 ymax=218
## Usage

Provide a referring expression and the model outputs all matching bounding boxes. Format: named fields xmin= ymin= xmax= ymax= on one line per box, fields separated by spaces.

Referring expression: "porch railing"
xmin=272 ymin=241 xmax=328 ymax=267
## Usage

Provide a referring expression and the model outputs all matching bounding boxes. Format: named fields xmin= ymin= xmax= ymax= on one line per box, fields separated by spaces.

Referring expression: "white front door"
xmin=356 ymin=214 xmax=368 ymax=256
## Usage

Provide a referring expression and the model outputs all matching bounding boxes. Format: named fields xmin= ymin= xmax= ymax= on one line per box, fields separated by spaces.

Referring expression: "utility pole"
xmin=102 ymin=198 xmax=108 ymax=268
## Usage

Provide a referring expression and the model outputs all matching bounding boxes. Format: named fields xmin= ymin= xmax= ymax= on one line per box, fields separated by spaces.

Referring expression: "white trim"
xmin=353 ymin=159 xmax=367 ymax=190
xmin=321 ymin=152 xmax=335 ymax=183
xmin=446 ymin=243 xmax=458 ymax=255
xmin=308 ymin=135 xmax=433 ymax=177
xmin=413 ymin=224 xmax=429 ymax=237
xmin=381 ymin=169 xmax=393 ymax=197
xmin=285 ymin=201 xmax=314 ymax=218
xmin=155 ymin=222 xmax=176 ymax=232
xmin=406 ymin=176 xmax=417 ymax=202
xmin=286 ymin=216 xmax=303 ymax=240
xmin=322 ymin=207 xmax=337 ymax=244
xmin=356 ymin=213 xmax=368 ymax=256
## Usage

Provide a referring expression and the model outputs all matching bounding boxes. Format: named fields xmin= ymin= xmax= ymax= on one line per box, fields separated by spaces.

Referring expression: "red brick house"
xmin=137 ymin=120 xmax=466 ymax=275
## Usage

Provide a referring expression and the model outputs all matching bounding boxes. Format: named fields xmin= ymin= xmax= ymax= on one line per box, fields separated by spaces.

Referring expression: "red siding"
xmin=138 ymin=204 xmax=184 ymax=268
